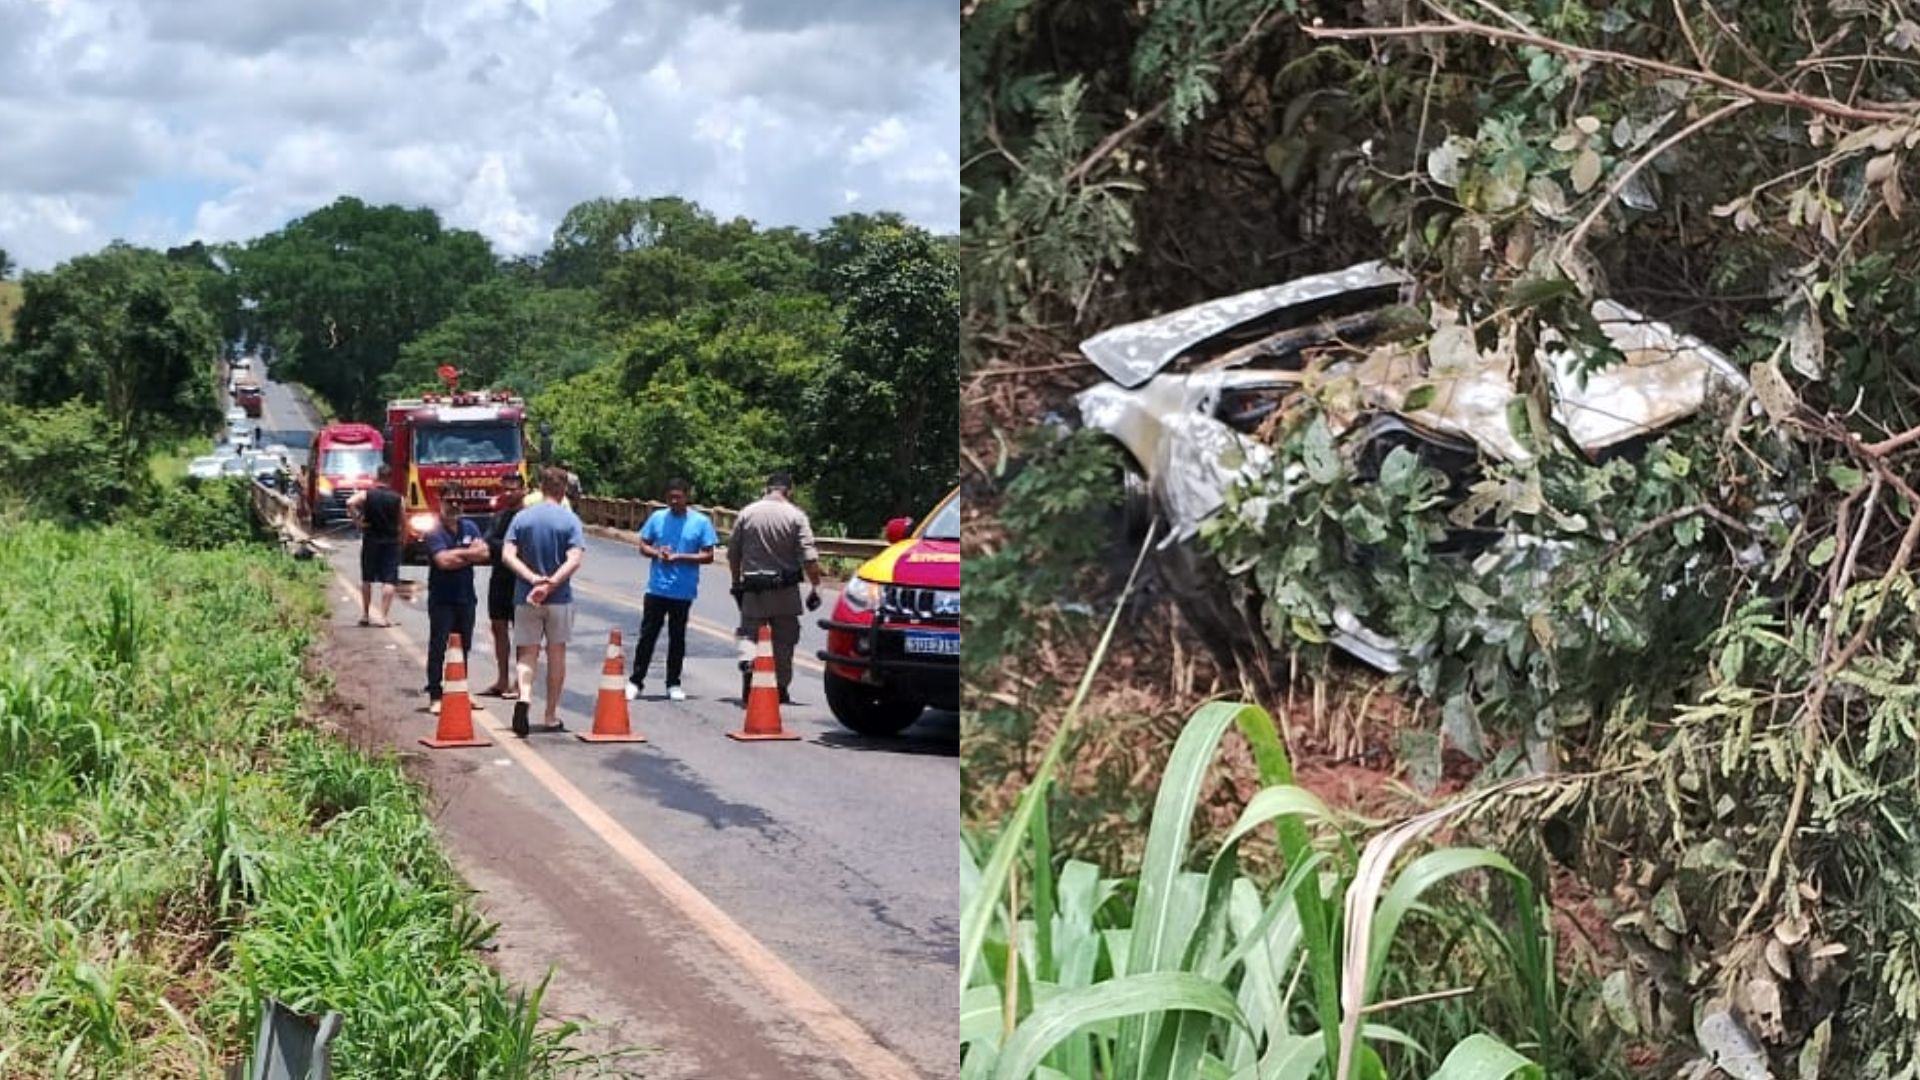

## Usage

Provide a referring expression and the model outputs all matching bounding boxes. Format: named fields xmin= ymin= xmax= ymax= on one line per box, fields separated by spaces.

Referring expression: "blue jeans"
xmin=426 ymin=602 xmax=477 ymax=699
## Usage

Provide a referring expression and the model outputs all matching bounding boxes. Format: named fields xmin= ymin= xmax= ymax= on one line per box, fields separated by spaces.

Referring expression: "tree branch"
xmin=1303 ymin=13 xmax=1920 ymax=124
xmin=1063 ymin=7 xmax=1291 ymax=187
xmin=1564 ymin=97 xmax=1753 ymax=253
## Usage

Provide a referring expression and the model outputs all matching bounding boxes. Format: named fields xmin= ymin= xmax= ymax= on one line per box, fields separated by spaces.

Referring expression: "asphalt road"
xmin=277 ymin=378 xmax=959 ymax=1077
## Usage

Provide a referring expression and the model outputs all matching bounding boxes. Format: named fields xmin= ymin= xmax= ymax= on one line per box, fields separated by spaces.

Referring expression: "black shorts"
xmin=359 ymin=539 xmax=401 ymax=585
xmin=487 ymin=567 xmax=515 ymax=622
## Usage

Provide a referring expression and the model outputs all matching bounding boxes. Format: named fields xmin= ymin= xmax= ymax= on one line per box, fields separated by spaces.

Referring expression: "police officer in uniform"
xmin=727 ymin=470 xmax=823 ymax=704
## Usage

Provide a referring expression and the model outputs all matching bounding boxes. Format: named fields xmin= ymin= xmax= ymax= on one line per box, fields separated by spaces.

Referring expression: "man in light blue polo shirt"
xmin=628 ymin=477 xmax=718 ymax=702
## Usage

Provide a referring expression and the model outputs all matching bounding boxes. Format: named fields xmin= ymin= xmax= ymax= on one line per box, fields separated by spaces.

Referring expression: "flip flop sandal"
xmin=540 ymin=720 xmax=567 ymax=733
xmin=357 ymin=617 xmax=372 ymax=627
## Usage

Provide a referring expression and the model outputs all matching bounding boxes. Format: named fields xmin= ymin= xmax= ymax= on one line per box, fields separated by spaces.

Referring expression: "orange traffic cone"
xmin=421 ymin=633 xmax=492 ymax=749
xmin=578 ymin=629 xmax=647 ymax=743
xmin=729 ymin=624 xmax=800 ymax=742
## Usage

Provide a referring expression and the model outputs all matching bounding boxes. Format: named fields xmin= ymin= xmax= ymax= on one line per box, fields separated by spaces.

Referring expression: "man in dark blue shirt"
xmin=423 ymin=483 xmax=489 ymax=715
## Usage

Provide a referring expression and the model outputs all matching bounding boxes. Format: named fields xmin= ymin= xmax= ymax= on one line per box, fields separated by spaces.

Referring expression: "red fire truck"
xmin=384 ymin=386 xmax=528 ymax=562
xmin=302 ymin=422 xmax=384 ymax=527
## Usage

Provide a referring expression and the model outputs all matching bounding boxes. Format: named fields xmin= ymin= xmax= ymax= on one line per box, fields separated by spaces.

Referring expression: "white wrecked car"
xmin=1073 ymin=261 xmax=1756 ymax=676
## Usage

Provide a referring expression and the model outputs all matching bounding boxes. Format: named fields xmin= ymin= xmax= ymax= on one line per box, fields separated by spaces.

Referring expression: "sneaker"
xmin=511 ymin=701 xmax=530 ymax=739
xmin=624 ymin=681 xmax=641 ymax=702
xmin=667 ymin=686 xmax=686 ymax=702
xmin=778 ymin=689 xmax=794 ymax=706
xmin=429 ymin=699 xmax=442 ymax=716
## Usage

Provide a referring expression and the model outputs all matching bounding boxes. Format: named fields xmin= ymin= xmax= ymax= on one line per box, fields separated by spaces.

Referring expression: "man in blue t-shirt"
xmin=628 ymin=477 xmax=718 ymax=703
xmin=501 ymin=467 xmax=588 ymax=737
xmin=423 ymin=484 xmax=489 ymax=715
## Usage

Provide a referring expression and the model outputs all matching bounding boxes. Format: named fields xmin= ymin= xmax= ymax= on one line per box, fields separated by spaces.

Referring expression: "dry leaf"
xmin=1788 ymin=306 xmax=1825 ymax=381
xmin=1751 ymin=358 xmax=1800 ymax=423
xmin=1571 ymin=148 xmax=1603 ymax=194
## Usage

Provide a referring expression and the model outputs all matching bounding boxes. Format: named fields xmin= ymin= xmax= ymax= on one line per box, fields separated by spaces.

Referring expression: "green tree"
xmin=533 ymin=360 xmax=778 ymax=508
xmin=0 ymin=401 xmax=140 ymax=523
xmin=812 ymin=212 xmax=910 ymax=300
xmin=3 ymin=243 xmax=221 ymax=453
xmin=803 ymin=225 xmax=959 ymax=535
xmin=0 ymin=248 xmax=14 ymax=280
xmin=384 ymin=279 xmax=614 ymax=399
xmin=236 ymin=197 xmax=494 ymax=419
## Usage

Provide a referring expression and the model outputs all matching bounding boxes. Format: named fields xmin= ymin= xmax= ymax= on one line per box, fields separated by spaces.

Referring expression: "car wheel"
xmin=824 ymin=673 xmax=923 ymax=736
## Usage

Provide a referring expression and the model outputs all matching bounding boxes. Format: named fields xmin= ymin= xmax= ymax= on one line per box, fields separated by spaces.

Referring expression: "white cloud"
xmin=0 ymin=0 xmax=957 ymax=271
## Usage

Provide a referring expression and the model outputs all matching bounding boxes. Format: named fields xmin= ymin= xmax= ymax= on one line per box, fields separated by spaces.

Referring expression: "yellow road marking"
xmin=330 ymin=569 xmax=922 ymax=1080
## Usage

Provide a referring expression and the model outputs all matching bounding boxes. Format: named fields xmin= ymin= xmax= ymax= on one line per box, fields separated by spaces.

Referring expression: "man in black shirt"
xmin=346 ymin=463 xmax=405 ymax=627
xmin=480 ymin=471 xmax=528 ymax=697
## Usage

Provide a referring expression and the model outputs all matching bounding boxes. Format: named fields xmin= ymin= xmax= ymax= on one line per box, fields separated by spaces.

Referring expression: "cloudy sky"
xmin=0 ymin=0 xmax=957 ymax=271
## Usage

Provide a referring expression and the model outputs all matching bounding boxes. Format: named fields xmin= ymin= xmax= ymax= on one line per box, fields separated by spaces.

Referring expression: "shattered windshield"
xmin=415 ymin=425 xmax=520 ymax=465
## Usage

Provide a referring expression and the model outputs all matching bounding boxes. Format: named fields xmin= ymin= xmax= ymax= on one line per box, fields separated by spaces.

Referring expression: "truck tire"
xmin=825 ymin=673 xmax=923 ymax=736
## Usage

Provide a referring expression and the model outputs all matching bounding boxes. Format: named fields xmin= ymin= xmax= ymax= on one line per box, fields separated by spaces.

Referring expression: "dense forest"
xmin=964 ymin=2 xmax=1920 ymax=1078
xmin=0 ymin=194 xmax=957 ymax=536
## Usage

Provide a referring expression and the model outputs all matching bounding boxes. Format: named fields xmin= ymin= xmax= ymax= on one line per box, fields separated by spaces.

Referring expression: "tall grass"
xmin=0 ymin=519 xmax=611 ymax=1077
xmin=961 ymin=532 xmax=1566 ymax=1079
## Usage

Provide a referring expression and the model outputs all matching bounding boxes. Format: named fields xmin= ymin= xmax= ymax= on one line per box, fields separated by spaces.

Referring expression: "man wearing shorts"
xmin=500 ymin=467 xmax=588 ymax=738
xmin=346 ymin=464 xmax=404 ymax=627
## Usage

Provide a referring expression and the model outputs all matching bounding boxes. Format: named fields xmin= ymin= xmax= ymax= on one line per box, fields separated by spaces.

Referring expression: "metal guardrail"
xmin=576 ymin=497 xmax=889 ymax=560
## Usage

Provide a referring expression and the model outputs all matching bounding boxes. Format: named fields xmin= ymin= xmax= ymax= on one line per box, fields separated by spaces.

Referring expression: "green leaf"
xmin=1367 ymin=848 xmax=1527 ymax=1000
xmin=1302 ymin=417 xmax=1342 ymax=485
xmin=1425 ymin=1034 xmax=1543 ymax=1080
xmin=992 ymin=973 xmax=1247 ymax=1080
xmin=1827 ymin=463 xmax=1865 ymax=493
xmin=1377 ymin=446 xmax=1422 ymax=499
xmin=1121 ymin=705 xmax=1241 ymax=1077
xmin=1808 ymin=535 xmax=1837 ymax=568
xmin=1403 ymin=383 xmax=1439 ymax=411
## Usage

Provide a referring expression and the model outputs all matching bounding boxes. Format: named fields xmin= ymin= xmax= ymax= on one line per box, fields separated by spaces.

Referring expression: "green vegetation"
xmin=962 ymin=566 xmax=1568 ymax=1079
xmin=0 ymin=243 xmax=221 ymax=456
xmin=222 ymin=195 xmax=956 ymax=531
xmin=0 ymin=519 xmax=598 ymax=1077
xmin=966 ymin=0 xmax=1920 ymax=1075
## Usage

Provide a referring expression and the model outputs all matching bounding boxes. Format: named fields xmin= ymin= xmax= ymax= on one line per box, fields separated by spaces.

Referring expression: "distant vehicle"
xmin=186 ymin=456 xmax=228 ymax=480
xmin=225 ymin=406 xmax=247 ymax=425
xmin=816 ymin=487 xmax=961 ymax=735
xmin=233 ymin=377 xmax=264 ymax=418
xmin=385 ymin=384 xmax=527 ymax=562
xmin=304 ymin=422 xmax=384 ymax=527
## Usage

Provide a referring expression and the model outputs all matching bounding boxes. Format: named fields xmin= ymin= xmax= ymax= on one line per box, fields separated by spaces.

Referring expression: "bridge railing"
xmin=575 ymin=497 xmax=890 ymax=561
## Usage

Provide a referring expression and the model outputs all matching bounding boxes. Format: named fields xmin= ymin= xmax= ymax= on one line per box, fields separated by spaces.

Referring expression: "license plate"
xmin=902 ymin=631 xmax=960 ymax=656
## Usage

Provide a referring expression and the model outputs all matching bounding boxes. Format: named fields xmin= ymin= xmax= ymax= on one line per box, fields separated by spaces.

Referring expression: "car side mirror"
xmin=884 ymin=517 xmax=913 ymax=543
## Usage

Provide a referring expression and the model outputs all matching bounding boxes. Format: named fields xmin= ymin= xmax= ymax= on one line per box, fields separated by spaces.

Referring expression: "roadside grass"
xmin=0 ymin=518 xmax=610 ymax=1077
xmin=959 ymin=537 xmax=1590 ymax=1080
